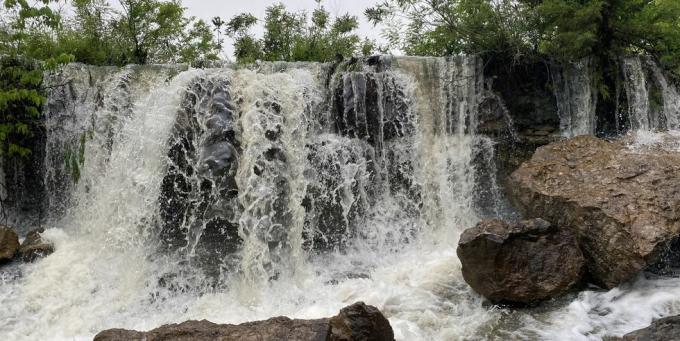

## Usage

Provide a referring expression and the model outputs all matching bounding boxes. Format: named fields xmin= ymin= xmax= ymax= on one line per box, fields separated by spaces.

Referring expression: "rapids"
xmin=2 ymin=55 xmax=680 ymax=341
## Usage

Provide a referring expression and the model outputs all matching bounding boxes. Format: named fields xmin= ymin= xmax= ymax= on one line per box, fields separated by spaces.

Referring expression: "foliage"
xmin=366 ymin=0 xmax=680 ymax=74
xmin=227 ymin=1 xmax=374 ymax=64
xmin=0 ymin=0 xmax=72 ymax=163
xmin=365 ymin=0 xmax=538 ymax=61
xmin=0 ymin=56 xmax=44 ymax=159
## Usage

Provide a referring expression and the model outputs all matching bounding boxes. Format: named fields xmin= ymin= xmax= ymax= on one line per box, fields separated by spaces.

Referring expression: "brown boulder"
xmin=0 ymin=224 xmax=19 ymax=263
xmin=328 ymin=302 xmax=394 ymax=341
xmin=19 ymin=228 xmax=54 ymax=262
xmin=508 ymin=135 xmax=680 ymax=288
xmin=622 ymin=315 xmax=680 ymax=340
xmin=457 ymin=218 xmax=584 ymax=303
xmin=93 ymin=302 xmax=394 ymax=341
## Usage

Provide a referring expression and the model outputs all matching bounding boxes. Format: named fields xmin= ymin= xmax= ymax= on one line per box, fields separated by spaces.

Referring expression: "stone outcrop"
xmin=18 ymin=228 xmax=54 ymax=262
xmin=457 ymin=218 xmax=584 ymax=303
xmin=508 ymin=135 xmax=680 ymax=288
xmin=94 ymin=302 xmax=394 ymax=341
xmin=621 ymin=315 xmax=680 ymax=340
xmin=0 ymin=225 xmax=20 ymax=263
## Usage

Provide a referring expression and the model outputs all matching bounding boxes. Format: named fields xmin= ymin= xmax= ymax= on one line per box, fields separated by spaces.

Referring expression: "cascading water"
xmin=621 ymin=55 xmax=680 ymax=132
xmin=4 ymin=55 xmax=680 ymax=341
xmin=552 ymin=58 xmax=598 ymax=137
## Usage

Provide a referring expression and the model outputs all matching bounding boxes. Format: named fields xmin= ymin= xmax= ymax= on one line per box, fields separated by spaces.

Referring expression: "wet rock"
xmin=18 ymin=228 xmax=54 ymax=262
xmin=94 ymin=302 xmax=394 ymax=341
xmin=158 ymin=76 xmax=241 ymax=276
xmin=457 ymin=218 xmax=584 ymax=304
xmin=328 ymin=302 xmax=394 ymax=341
xmin=508 ymin=135 xmax=680 ymax=288
xmin=303 ymin=137 xmax=377 ymax=250
xmin=0 ymin=225 xmax=20 ymax=263
xmin=621 ymin=315 xmax=680 ymax=340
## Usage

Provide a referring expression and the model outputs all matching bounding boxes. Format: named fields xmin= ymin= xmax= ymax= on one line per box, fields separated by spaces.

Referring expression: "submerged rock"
xmin=622 ymin=315 xmax=680 ymax=340
xmin=508 ymin=135 xmax=680 ymax=288
xmin=457 ymin=218 xmax=584 ymax=303
xmin=94 ymin=302 xmax=394 ymax=341
xmin=0 ymin=225 xmax=19 ymax=263
xmin=18 ymin=228 xmax=54 ymax=262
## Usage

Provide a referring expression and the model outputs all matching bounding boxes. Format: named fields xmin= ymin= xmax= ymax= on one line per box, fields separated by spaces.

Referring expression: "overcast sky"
xmin=180 ymin=0 xmax=385 ymax=59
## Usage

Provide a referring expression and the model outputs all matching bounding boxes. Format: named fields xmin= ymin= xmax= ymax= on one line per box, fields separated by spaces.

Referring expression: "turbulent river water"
xmin=2 ymin=56 xmax=680 ymax=340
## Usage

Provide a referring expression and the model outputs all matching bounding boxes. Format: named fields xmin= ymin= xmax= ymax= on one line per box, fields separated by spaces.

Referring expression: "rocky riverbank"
xmin=94 ymin=302 xmax=394 ymax=341
xmin=458 ymin=133 xmax=680 ymax=306
xmin=0 ymin=225 xmax=53 ymax=265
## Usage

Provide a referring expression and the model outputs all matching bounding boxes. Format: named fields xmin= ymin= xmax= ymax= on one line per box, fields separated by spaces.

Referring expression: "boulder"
xmin=622 ymin=315 xmax=680 ymax=340
xmin=508 ymin=135 xmax=680 ymax=288
xmin=94 ymin=302 xmax=394 ymax=341
xmin=328 ymin=302 xmax=395 ymax=341
xmin=18 ymin=228 xmax=54 ymax=262
xmin=0 ymin=225 xmax=19 ymax=263
xmin=457 ymin=218 xmax=584 ymax=303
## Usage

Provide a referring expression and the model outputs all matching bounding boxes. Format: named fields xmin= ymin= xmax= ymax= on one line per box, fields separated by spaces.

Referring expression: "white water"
xmin=622 ymin=55 xmax=680 ymax=132
xmin=2 ymin=57 xmax=680 ymax=341
xmin=552 ymin=58 xmax=598 ymax=137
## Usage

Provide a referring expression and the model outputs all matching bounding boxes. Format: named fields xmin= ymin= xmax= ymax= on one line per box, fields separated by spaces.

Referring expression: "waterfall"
xmin=552 ymin=58 xmax=598 ymax=137
xmin=650 ymin=63 xmax=680 ymax=130
xmin=1 ymin=57 xmax=507 ymax=340
xmin=621 ymin=55 xmax=680 ymax=132
xmin=622 ymin=56 xmax=652 ymax=130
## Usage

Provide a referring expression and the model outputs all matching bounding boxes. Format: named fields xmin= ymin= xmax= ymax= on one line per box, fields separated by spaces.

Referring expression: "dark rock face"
xmin=158 ymin=76 xmax=241 ymax=274
xmin=332 ymin=72 xmax=415 ymax=151
xmin=93 ymin=302 xmax=394 ymax=341
xmin=18 ymin=228 xmax=54 ymax=262
xmin=457 ymin=218 xmax=584 ymax=304
xmin=303 ymin=138 xmax=377 ymax=250
xmin=508 ymin=135 xmax=680 ymax=288
xmin=622 ymin=315 xmax=680 ymax=341
xmin=0 ymin=225 xmax=20 ymax=263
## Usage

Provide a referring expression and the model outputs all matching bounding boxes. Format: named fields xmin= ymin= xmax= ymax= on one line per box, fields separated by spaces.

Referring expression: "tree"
xmin=225 ymin=13 xmax=261 ymax=64
xmin=113 ymin=0 xmax=187 ymax=64
xmin=227 ymin=1 xmax=373 ymax=64
xmin=178 ymin=19 xmax=219 ymax=66
xmin=365 ymin=0 xmax=537 ymax=60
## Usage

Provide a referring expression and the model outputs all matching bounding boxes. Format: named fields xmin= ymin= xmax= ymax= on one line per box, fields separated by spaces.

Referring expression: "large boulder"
xmin=457 ymin=218 xmax=584 ymax=303
xmin=622 ymin=315 xmax=680 ymax=340
xmin=508 ymin=135 xmax=680 ymax=288
xmin=94 ymin=302 xmax=394 ymax=341
xmin=0 ymin=225 xmax=19 ymax=263
xmin=18 ymin=228 xmax=54 ymax=262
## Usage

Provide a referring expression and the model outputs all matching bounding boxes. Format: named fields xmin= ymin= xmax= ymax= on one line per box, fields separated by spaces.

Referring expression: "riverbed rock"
xmin=508 ymin=135 xmax=680 ymax=288
xmin=328 ymin=302 xmax=394 ymax=341
xmin=457 ymin=218 xmax=584 ymax=303
xmin=93 ymin=302 xmax=394 ymax=341
xmin=621 ymin=315 xmax=680 ymax=340
xmin=18 ymin=228 xmax=54 ymax=262
xmin=0 ymin=225 xmax=20 ymax=263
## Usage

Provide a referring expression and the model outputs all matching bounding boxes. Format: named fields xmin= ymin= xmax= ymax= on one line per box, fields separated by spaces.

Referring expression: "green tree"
xmin=366 ymin=0 xmax=537 ymax=60
xmin=178 ymin=19 xmax=219 ymax=66
xmin=113 ymin=0 xmax=187 ymax=64
xmin=225 ymin=13 xmax=261 ymax=64
xmin=227 ymin=1 xmax=373 ymax=64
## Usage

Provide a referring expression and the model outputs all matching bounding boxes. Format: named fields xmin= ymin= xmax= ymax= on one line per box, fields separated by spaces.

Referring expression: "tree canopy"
xmin=225 ymin=1 xmax=374 ymax=64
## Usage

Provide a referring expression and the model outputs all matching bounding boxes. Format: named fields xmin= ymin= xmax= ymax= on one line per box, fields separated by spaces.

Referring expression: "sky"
xmin=180 ymin=0 xmax=385 ymax=59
